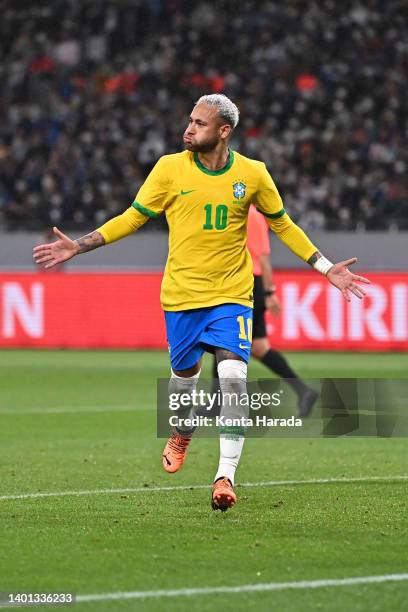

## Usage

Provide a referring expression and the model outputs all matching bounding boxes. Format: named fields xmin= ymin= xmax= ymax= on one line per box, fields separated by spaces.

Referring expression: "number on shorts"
xmin=237 ymin=316 xmax=252 ymax=341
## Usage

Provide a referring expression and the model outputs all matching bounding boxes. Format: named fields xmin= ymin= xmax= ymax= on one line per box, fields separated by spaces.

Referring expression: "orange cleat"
xmin=211 ymin=477 xmax=237 ymax=511
xmin=162 ymin=428 xmax=192 ymax=473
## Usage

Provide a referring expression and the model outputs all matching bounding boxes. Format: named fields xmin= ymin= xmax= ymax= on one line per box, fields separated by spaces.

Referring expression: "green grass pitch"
xmin=0 ymin=350 xmax=407 ymax=611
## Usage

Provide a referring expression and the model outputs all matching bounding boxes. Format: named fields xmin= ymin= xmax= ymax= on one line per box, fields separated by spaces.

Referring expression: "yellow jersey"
xmin=97 ymin=149 xmax=317 ymax=311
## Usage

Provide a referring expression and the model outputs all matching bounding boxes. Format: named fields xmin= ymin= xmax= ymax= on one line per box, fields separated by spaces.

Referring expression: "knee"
xmin=169 ymin=369 xmax=200 ymax=394
xmin=218 ymin=359 xmax=247 ymax=380
xmin=217 ymin=359 xmax=248 ymax=417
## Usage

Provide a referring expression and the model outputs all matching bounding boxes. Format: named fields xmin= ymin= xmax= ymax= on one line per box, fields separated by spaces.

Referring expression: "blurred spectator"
xmin=0 ymin=0 xmax=407 ymax=232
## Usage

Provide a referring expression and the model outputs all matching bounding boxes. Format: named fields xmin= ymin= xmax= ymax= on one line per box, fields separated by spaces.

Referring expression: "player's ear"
xmin=220 ymin=123 xmax=232 ymax=141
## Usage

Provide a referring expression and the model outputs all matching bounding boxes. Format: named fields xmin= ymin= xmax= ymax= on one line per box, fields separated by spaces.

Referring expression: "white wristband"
xmin=313 ymin=256 xmax=334 ymax=276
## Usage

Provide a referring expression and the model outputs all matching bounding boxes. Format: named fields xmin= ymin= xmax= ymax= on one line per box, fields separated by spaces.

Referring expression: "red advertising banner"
xmin=0 ymin=271 xmax=407 ymax=351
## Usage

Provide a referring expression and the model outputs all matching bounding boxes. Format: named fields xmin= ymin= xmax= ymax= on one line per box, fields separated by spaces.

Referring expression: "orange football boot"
xmin=162 ymin=428 xmax=192 ymax=473
xmin=211 ymin=477 xmax=237 ymax=511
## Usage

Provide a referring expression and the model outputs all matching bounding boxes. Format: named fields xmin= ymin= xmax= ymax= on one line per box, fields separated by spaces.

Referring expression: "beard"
xmin=184 ymin=135 xmax=220 ymax=153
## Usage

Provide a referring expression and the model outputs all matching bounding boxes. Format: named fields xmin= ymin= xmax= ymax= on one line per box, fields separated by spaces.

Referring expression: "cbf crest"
xmin=232 ymin=181 xmax=246 ymax=200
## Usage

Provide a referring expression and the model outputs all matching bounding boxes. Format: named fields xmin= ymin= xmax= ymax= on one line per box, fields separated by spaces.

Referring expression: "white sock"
xmin=214 ymin=435 xmax=245 ymax=485
xmin=168 ymin=369 xmax=200 ymax=434
xmin=214 ymin=359 xmax=247 ymax=485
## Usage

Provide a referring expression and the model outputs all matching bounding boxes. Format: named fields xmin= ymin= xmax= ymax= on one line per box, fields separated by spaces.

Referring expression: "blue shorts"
xmin=165 ymin=303 xmax=253 ymax=371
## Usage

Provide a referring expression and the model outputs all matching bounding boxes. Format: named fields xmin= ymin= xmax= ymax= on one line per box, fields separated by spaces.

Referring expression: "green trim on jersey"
xmin=258 ymin=207 xmax=286 ymax=219
xmin=193 ymin=150 xmax=235 ymax=176
xmin=132 ymin=201 xmax=160 ymax=218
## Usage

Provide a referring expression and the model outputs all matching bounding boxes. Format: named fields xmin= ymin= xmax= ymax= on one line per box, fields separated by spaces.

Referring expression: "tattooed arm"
xmin=33 ymin=227 xmax=105 ymax=269
xmin=75 ymin=230 xmax=105 ymax=254
xmin=33 ymin=207 xmax=148 ymax=269
xmin=307 ymin=251 xmax=323 ymax=267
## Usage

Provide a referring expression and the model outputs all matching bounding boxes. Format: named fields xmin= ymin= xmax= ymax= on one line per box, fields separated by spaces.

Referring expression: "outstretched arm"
xmin=254 ymin=165 xmax=370 ymax=300
xmin=265 ymin=214 xmax=370 ymax=301
xmin=33 ymin=206 xmax=148 ymax=269
xmin=33 ymin=228 xmax=104 ymax=269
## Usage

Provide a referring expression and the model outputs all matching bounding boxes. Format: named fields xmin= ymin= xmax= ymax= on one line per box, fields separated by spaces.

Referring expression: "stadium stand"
xmin=0 ymin=0 xmax=407 ymax=232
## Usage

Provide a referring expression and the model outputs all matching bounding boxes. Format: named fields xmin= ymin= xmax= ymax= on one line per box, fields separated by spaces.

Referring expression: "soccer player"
xmin=33 ymin=94 xmax=369 ymax=512
xmin=211 ymin=204 xmax=318 ymax=417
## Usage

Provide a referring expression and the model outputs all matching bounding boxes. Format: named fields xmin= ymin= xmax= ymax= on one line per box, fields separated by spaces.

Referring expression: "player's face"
xmin=183 ymin=104 xmax=231 ymax=152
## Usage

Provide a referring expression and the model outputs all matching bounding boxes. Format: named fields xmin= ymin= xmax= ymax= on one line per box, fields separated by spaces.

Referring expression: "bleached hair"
xmin=195 ymin=94 xmax=239 ymax=129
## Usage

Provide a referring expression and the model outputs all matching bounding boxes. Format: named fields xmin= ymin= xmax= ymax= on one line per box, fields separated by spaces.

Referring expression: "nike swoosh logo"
xmin=239 ymin=343 xmax=251 ymax=350
xmin=180 ymin=189 xmax=196 ymax=195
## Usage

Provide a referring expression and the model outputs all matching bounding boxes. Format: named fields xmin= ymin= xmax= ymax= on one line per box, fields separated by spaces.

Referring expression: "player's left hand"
xmin=265 ymin=294 xmax=281 ymax=316
xmin=327 ymin=257 xmax=370 ymax=301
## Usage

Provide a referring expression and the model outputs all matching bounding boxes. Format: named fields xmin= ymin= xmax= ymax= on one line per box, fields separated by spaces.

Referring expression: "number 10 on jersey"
xmin=203 ymin=203 xmax=228 ymax=230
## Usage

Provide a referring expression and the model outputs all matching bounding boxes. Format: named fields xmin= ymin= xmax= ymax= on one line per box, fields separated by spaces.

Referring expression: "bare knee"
xmin=173 ymin=361 xmax=201 ymax=377
xmin=215 ymin=348 xmax=245 ymax=365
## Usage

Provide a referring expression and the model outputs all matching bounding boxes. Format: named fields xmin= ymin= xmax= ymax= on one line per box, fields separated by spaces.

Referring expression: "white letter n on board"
xmin=2 ymin=282 xmax=44 ymax=338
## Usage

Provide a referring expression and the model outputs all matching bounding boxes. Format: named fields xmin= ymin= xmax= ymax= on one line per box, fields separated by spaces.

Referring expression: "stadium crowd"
xmin=0 ymin=0 xmax=407 ymax=232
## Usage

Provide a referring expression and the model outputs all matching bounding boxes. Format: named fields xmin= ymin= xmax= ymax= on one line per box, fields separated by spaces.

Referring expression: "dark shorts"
xmin=253 ymin=275 xmax=267 ymax=339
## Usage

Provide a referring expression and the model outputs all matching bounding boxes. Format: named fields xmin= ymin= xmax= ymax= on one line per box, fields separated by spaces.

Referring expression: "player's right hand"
xmin=33 ymin=227 xmax=79 ymax=269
